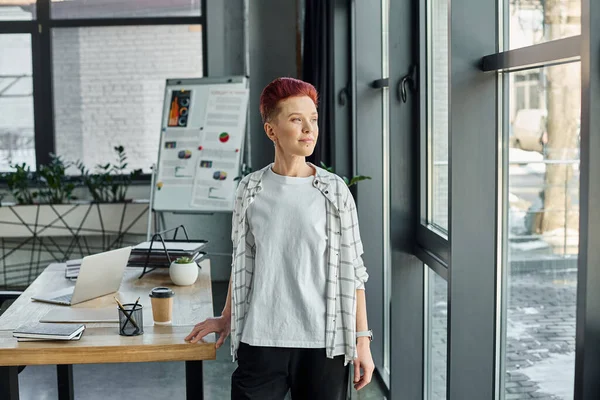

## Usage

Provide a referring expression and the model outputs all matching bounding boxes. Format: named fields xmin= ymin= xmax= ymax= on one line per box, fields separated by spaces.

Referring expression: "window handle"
xmin=338 ymin=87 xmax=348 ymax=106
xmin=397 ymin=65 xmax=418 ymax=103
xmin=370 ymin=78 xmax=389 ymax=89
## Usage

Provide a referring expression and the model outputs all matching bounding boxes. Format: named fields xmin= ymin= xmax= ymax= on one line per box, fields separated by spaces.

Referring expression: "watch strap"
xmin=356 ymin=329 xmax=373 ymax=341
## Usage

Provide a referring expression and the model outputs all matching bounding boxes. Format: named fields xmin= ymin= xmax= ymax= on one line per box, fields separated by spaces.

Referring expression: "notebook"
xmin=131 ymin=241 xmax=207 ymax=256
xmin=40 ymin=307 xmax=118 ymax=323
xmin=128 ymin=250 xmax=206 ymax=266
xmin=13 ymin=323 xmax=85 ymax=341
xmin=16 ymin=330 xmax=84 ymax=342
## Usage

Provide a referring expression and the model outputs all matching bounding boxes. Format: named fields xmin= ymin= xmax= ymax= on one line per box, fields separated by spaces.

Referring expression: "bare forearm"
xmin=221 ymin=274 xmax=232 ymax=318
xmin=356 ymin=289 xmax=368 ymax=332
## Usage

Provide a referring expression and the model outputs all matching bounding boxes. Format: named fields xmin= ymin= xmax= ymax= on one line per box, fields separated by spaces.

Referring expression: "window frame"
xmin=418 ymin=0 xmax=451 ymax=270
xmin=0 ymin=0 xmax=207 ymax=180
xmin=390 ymin=0 xmax=600 ymax=398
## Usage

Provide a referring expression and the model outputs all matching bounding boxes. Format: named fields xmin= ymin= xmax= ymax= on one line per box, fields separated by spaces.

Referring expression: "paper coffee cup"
xmin=149 ymin=287 xmax=175 ymax=325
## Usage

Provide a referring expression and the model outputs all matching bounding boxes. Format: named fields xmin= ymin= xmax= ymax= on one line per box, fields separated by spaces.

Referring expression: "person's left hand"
xmin=353 ymin=337 xmax=375 ymax=391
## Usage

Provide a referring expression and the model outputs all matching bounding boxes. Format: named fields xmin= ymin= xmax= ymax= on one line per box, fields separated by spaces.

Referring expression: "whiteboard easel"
xmin=147 ymin=76 xmax=250 ymax=237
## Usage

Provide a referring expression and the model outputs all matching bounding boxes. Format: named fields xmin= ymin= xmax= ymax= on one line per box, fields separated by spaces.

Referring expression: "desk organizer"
xmin=128 ymin=225 xmax=207 ymax=279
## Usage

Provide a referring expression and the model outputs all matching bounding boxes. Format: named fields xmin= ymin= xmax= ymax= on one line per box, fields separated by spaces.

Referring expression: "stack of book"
xmin=13 ymin=323 xmax=86 ymax=342
xmin=128 ymin=240 xmax=208 ymax=267
xmin=65 ymin=259 xmax=82 ymax=279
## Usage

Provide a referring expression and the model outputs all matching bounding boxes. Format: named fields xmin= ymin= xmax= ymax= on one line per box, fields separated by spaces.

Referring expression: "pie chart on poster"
xmin=212 ymin=171 xmax=227 ymax=181
xmin=178 ymin=150 xmax=192 ymax=159
xmin=219 ymin=132 xmax=230 ymax=143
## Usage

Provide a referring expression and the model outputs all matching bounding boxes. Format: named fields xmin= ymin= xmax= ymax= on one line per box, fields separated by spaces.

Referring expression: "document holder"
xmin=133 ymin=225 xmax=207 ymax=279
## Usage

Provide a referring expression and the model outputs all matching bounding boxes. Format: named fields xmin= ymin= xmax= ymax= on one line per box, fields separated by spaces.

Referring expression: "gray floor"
xmin=17 ymin=282 xmax=387 ymax=400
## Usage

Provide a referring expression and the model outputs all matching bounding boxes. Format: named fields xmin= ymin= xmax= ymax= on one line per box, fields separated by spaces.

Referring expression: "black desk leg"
xmin=0 ymin=366 xmax=19 ymax=400
xmin=185 ymin=360 xmax=204 ymax=400
xmin=56 ymin=364 xmax=74 ymax=400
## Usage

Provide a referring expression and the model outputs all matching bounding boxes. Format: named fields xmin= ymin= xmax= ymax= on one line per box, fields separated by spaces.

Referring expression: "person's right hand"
xmin=185 ymin=315 xmax=231 ymax=349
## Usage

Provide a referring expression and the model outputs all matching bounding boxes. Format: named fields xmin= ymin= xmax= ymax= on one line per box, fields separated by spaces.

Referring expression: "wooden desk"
xmin=0 ymin=258 xmax=216 ymax=400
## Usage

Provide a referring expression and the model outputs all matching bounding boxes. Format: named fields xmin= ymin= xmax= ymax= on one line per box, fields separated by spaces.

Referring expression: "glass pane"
xmin=516 ymin=86 xmax=526 ymax=110
xmin=0 ymin=34 xmax=36 ymax=172
xmin=382 ymin=0 xmax=391 ymax=376
xmin=425 ymin=266 xmax=448 ymax=400
xmin=508 ymin=0 xmax=581 ymax=50
xmin=428 ymin=0 xmax=449 ymax=231
xmin=51 ymin=0 xmax=201 ymax=19
xmin=503 ymin=62 xmax=580 ymax=399
xmin=0 ymin=1 xmax=35 ymax=20
xmin=52 ymin=25 xmax=203 ymax=174
xmin=529 ymin=85 xmax=540 ymax=109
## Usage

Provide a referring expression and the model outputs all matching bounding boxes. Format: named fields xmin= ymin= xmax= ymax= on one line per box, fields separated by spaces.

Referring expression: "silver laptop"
xmin=32 ymin=247 xmax=132 ymax=306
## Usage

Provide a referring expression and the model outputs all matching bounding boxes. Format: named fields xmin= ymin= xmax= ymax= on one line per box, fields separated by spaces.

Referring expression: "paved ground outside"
xmin=430 ymin=263 xmax=576 ymax=400
xmin=503 ymin=265 xmax=576 ymax=400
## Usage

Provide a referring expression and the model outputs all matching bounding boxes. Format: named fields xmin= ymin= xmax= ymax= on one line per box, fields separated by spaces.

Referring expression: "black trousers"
xmin=231 ymin=342 xmax=349 ymax=400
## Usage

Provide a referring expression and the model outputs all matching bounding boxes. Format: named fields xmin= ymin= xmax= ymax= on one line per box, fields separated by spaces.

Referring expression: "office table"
xmin=0 ymin=258 xmax=216 ymax=400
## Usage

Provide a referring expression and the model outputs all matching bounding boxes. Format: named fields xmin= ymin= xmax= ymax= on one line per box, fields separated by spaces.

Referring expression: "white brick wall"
xmin=53 ymin=25 xmax=203 ymax=173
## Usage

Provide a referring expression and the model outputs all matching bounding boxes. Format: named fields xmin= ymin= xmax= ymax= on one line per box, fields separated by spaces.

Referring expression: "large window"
xmin=0 ymin=0 xmax=206 ymax=175
xmin=407 ymin=0 xmax=599 ymax=397
xmin=0 ymin=34 xmax=35 ymax=171
xmin=52 ymin=25 xmax=203 ymax=173
xmin=502 ymin=62 xmax=581 ymax=400
xmin=381 ymin=0 xmax=391 ymax=380
xmin=425 ymin=266 xmax=448 ymax=400
xmin=420 ymin=0 xmax=450 ymax=396
xmin=0 ymin=1 xmax=35 ymax=20
xmin=499 ymin=2 xmax=582 ymax=399
xmin=427 ymin=0 xmax=449 ymax=231
xmin=509 ymin=0 xmax=581 ymax=50
xmin=50 ymin=0 xmax=201 ymax=19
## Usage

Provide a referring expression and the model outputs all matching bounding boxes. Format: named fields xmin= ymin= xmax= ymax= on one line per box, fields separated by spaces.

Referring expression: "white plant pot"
xmin=169 ymin=261 xmax=199 ymax=286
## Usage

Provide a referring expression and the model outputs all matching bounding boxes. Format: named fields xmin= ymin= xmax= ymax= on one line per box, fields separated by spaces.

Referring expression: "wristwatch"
xmin=356 ymin=329 xmax=373 ymax=341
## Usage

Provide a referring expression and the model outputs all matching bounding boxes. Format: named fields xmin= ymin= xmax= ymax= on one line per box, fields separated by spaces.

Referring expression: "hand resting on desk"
xmin=185 ymin=315 xmax=230 ymax=349
xmin=186 ymin=273 xmax=232 ymax=348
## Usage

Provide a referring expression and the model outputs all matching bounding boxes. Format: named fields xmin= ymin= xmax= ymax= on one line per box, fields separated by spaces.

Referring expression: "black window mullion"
xmin=447 ymin=0 xmax=497 ymax=397
xmin=416 ymin=224 xmax=449 ymax=266
xmin=0 ymin=21 xmax=36 ymax=34
xmin=32 ymin=0 xmax=54 ymax=168
xmin=201 ymin=0 xmax=208 ymax=76
xmin=481 ymin=36 xmax=581 ymax=73
xmin=47 ymin=16 xmax=204 ymax=28
xmin=575 ymin=0 xmax=600 ymax=398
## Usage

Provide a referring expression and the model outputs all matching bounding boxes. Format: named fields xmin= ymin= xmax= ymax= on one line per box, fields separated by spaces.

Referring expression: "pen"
xmin=128 ymin=297 xmax=141 ymax=333
xmin=114 ymin=297 xmax=140 ymax=330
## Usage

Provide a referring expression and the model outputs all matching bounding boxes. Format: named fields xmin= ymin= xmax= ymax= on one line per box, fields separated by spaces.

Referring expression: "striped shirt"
xmin=229 ymin=162 xmax=369 ymax=366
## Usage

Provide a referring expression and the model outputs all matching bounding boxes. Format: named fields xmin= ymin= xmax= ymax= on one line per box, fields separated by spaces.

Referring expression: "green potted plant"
xmin=37 ymin=154 xmax=75 ymax=204
xmin=6 ymin=162 xmax=38 ymax=205
xmin=76 ymin=146 xmax=142 ymax=203
xmin=169 ymin=256 xmax=199 ymax=286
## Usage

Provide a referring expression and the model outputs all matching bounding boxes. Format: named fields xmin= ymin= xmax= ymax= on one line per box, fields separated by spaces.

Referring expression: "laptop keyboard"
xmin=52 ymin=293 xmax=73 ymax=305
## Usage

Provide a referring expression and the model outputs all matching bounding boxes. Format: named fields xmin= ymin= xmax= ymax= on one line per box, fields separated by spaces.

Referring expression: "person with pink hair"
xmin=186 ymin=77 xmax=374 ymax=399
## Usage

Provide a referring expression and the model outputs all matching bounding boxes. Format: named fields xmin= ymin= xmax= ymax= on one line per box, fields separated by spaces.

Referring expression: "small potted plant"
xmin=169 ymin=256 xmax=199 ymax=286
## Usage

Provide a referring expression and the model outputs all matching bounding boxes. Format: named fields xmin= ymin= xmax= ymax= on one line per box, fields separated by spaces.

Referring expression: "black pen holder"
xmin=118 ymin=303 xmax=144 ymax=336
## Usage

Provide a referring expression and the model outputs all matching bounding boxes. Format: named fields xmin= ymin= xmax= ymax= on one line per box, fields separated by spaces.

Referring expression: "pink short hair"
xmin=259 ymin=77 xmax=318 ymax=123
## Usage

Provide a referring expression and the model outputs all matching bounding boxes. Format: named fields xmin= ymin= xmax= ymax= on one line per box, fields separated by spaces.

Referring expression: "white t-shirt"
xmin=240 ymin=165 xmax=328 ymax=348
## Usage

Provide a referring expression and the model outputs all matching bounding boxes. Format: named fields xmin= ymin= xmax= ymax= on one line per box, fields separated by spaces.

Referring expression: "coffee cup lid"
xmin=149 ymin=287 xmax=175 ymax=298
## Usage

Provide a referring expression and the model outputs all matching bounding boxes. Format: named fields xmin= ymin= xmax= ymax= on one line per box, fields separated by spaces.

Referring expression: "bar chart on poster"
xmin=153 ymin=76 xmax=249 ymax=213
